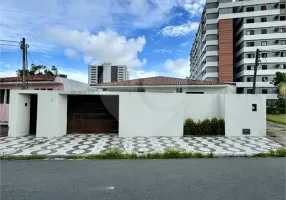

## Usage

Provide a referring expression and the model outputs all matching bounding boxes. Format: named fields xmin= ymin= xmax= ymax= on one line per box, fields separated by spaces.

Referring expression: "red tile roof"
xmin=0 ymin=75 xmax=56 ymax=83
xmin=92 ymin=76 xmax=234 ymax=87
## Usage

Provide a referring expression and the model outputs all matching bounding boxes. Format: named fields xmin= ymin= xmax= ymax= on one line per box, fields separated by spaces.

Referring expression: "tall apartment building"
xmin=189 ymin=0 xmax=286 ymax=101
xmin=88 ymin=63 xmax=129 ymax=84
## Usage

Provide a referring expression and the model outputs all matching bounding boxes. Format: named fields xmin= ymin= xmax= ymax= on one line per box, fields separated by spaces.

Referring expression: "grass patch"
xmin=1 ymin=149 xmax=285 ymax=160
xmin=0 ymin=155 xmax=48 ymax=160
xmin=267 ymin=114 xmax=286 ymax=125
xmin=253 ymin=148 xmax=286 ymax=158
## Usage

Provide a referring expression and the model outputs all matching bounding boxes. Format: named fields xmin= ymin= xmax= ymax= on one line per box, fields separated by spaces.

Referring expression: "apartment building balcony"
xmin=236 ymin=45 xmax=286 ymax=57
xmin=235 ymin=69 xmax=286 ymax=79
xmin=236 ymin=57 xmax=286 ymax=67
xmin=220 ymin=9 xmax=281 ymax=20
xmin=235 ymin=82 xmax=275 ymax=88
xmin=202 ymin=72 xmax=218 ymax=81
xmin=236 ymin=33 xmax=286 ymax=46
xmin=236 ymin=21 xmax=286 ymax=36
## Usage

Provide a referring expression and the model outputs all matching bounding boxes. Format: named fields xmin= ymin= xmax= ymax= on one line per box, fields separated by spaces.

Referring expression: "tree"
xmin=273 ymin=72 xmax=286 ymax=86
xmin=16 ymin=64 xmax=58 ymax=76
xmin=272 ymin=72 xmax=286 ymax=114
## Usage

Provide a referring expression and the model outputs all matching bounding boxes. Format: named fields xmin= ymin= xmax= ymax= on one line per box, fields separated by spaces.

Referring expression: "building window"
xmin=47 ymin=88 xmax=53 ymax=90
xmin=262 ymin=65 xmax=267 ymax=70
xmin=247 ymin=42 xmax=255 ymax=47
xmin=261 ymin=29 xmax=267 ymax=34
xmin=262 ymin=53 xmax=267 ymax=58
xmin=281 ymin=40 xmax=286 ymax=45
xmin=281 ymin=4 xmax=285 ymax=9
xmin=262 ymin=77 xmax=268 ymax=82
xmin=261 ymin=41 xmax=267 ymax=46
xmin=262 ymin=89 xmax=268 ymax=94
xmin=0 ymin=89 xmax=5 ymax=104
xmin=246 ymin=18 xmax=254 ymax=23
xmin=6 ymin=89 xmax=10 ymax=104
xmin=186 ymin=92 xmax=204 ymax=94
xmin=281 ymin=28 xmax=286 ymax=33
xmin=246 ymin=7 xmax=254 ymax=12
xmin=247 ymin=54 xmax=255 ymax=58
xmin=246 ymin=30 xmax=254 ymax=35
xmin=261 ymin=5 xmax=267 ymax=10
xmin=35 ymin=89 xmax=39 ymax=90
xmin=247 ymin=89 xmax=253 ymax=94
xmin=283 ymin=64 xmax=286 ymax=69
xmin=247 ymin=77 xmax=253 ymax=82
xmin=281 ymin=16 xmax=286 ymax=21
xmin=247 ymin=65 xmax=252 ymax=70
xmin=261 ymin=17 xmax=267 ymax=22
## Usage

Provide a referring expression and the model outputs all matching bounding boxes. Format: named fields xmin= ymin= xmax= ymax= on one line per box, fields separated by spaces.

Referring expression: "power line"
xmin=0 ymin=39 xmax=19 ymax=43
xmin=0 ymin=43 xmax=20 ymax=47
xmin=27 ymin=51 xmax=35 ymax=65
xmin=27 ymin=52 xmax=47 ymax=65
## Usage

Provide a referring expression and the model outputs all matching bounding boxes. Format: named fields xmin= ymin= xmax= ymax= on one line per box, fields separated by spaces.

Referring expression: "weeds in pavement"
xmin=1 ymin=148 xmax=284 ymax=160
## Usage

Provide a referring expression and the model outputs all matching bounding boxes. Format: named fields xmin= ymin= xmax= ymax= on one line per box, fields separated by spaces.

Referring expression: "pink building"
xmin=0 ymin=75 xmax=91 ymax=123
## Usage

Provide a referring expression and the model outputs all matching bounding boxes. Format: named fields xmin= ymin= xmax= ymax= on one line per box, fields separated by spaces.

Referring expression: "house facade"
xmin=91 ymin=76 xmax=236 ymax=94
xmin=8 ymin=90 xmax=266 ymax=138
xmin=0 ymin=75 xmax=93 ymax=123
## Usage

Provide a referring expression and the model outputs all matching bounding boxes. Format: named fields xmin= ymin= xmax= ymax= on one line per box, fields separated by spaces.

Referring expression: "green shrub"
xmin=201 ymin=119 xmax=212 ymax=135
xmin=218 ymin=119 xmax=225 ymax=135
xmin=184 ymin=118 xmax=225 ymax=136
xmin=184 ymin=119 xmax=198 ymax=135
xmin=267 ymin=107 xmax=286 ymax=115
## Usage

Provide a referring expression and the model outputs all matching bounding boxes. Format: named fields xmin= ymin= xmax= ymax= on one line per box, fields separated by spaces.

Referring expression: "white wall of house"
xmin=8 ymin=93 xmax=31 ymax=137
xmin=57 ymin=77 xmax=94 ymax=92
xmin=8 ymin=90 xmax=266 ymax=138
xmin=36 ymin=91 xmax=67 ymax=137
xmin=119 ymin=92 xmax=184 ymax=137
xmin=225 ymin=95 xmax=266 ymax=137
xmin=184 ymin=95 xmax=224 ymax=121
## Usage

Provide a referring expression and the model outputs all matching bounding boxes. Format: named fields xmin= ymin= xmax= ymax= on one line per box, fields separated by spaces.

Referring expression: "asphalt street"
xmin=0 ymin=159 xmax=285 ymax=200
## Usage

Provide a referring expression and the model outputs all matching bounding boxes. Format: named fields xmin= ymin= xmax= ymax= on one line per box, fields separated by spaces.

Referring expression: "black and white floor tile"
xmin=0 ymin=134 xmax=282 ymax=156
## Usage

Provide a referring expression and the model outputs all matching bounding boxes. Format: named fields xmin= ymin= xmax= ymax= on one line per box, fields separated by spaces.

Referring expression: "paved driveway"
xmin=267 ymin=122 xmax=286 ymax=147
xmin=0 ymin=134 xmax=282 ymax=156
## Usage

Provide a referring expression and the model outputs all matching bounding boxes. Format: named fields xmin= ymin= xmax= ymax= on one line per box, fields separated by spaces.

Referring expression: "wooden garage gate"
xmin=67 ymin=95 xmax=119 ymax=134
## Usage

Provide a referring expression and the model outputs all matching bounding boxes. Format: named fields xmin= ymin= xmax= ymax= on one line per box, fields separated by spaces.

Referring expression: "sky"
xmin=0 ymin=0 xmax=205 ymax=83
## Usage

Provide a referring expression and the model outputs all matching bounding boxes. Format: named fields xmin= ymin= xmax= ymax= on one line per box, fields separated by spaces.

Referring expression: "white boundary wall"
xmin=8 ymin=91 xmax=266 ymax=138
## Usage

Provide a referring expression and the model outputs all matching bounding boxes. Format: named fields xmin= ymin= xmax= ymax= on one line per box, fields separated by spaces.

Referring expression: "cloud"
xmin=162 ymin=21 xmax=199 ymax=37
xmin=44 ymin=27 xmax=147 ymax=67
xmin=153 ymin=49 xmax=172 ymax=53
xmin=178 ymin=0 xmax=206 ymax=16
xmin=180 ymin=42 xmax=189 ymax=47
xmin=129 ymin=69 xmax=159 ymax=80
xmin=58 ymin=67 xmax=88 ymax=83
xmin=164 ymin=58 xmax=190 ymax=77
xmin=64 ymin=48 xmax=80 ymax=59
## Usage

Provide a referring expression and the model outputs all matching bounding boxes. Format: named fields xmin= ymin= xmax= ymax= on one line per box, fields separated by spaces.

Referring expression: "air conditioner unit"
xmin=275 ymin=40 xmax=279 ymax=44
xmin=275 ymin=27 xmax=279 ymax=32
xmin=274 ymin=15 xmax=279 ymax=20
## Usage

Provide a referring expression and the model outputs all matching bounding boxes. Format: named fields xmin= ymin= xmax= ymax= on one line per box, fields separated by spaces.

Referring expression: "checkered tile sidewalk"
xmin=0 ymin=134 xmax=282 ymax=156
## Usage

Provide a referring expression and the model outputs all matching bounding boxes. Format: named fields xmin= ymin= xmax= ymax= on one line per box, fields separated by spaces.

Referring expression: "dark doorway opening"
xmin=67 ymin=95 xmax=119 ymax=134
xmin=29 ymin=94 xmax=38 ymax=135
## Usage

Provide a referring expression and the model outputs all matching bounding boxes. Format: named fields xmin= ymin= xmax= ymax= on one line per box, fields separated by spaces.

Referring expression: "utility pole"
xmin=252 ymin=49 xmax=260 ymax=94
xmin=20 ymin=38 xmax=27 ymax=89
